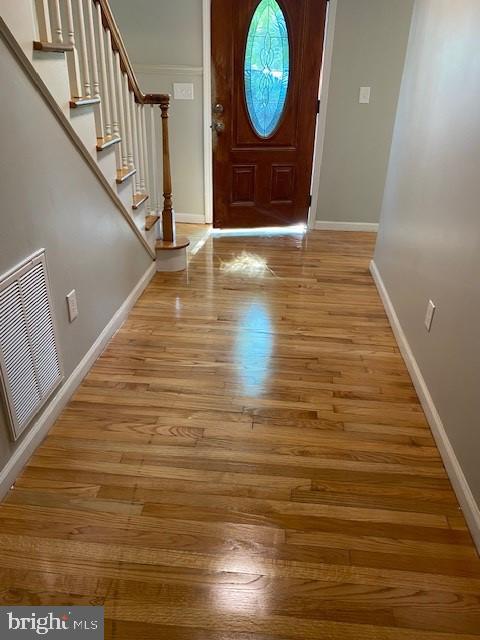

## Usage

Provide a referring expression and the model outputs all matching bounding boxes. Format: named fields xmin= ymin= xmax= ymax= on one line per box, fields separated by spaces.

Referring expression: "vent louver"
xmin=0 ymin=251 xmax=62 ymax=440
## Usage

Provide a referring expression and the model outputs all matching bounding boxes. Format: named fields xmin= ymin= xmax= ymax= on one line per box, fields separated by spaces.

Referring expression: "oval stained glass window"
xmin=244 ymin=0 xmax=290 ymax=138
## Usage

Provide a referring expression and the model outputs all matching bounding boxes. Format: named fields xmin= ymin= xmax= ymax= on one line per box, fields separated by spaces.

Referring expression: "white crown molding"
xmin=314 ymin=220 xmax=379 ymax=232
xmin=370 ymin=260 xmax=480 ymax=553
xmin=134 ymin=63 xmax=204 ymax=76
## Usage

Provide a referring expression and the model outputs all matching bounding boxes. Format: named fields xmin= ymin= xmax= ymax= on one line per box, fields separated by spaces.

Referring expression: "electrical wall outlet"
xmin=66 ymin=289 xmax=78 ymax=322
xmin=424 ymin=299 xmax=436 ymax=332
xmin=359 ymin=86 xmax=371 ymax=104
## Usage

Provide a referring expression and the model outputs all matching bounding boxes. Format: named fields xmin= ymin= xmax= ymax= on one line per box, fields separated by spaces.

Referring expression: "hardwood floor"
xmin=1 ymin=230 xmax=479 ymax=638
xmin=176 ymin=222 xmax=212 ymax=256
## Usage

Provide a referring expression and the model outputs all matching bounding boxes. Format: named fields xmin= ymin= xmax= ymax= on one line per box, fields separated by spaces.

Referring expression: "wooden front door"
xmin=211 ymin=0 xmax=327 ymax=229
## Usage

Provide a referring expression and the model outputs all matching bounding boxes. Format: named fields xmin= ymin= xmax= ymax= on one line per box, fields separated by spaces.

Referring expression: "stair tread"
xmin=97 ymin=135 xmax=121 ymax=151
xmin=116 ymin=167 xmax=136 ymax=184
xmin=144 ymin=214 xmax=159 ymax=231
xmin=33 ymin=41 xmax=74 ymax=53
xmin=70 ymin=97 xmax=101 ymax=108
xmin=156 ymin=236 xmax=190 ymax=251
xmin=132 ymin=193 xmax=149 ymax=210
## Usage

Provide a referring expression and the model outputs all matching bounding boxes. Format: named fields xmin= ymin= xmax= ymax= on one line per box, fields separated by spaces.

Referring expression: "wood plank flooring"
xmin=1 ymin=230 xmax=479 ymax=638
xmin=176 ymin=222 xmax=212 ymax=256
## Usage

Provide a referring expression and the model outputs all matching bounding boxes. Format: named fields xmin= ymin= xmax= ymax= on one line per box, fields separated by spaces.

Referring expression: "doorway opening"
xmin=210 ymin=0 xmax=328 ymax=230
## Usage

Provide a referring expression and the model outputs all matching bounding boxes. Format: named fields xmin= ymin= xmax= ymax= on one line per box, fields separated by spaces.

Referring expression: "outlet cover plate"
xmin=424 ymin=299 xmax=436 ymax=332
xmin=359 ymin=86 xmax=371 ymax=104
xmin=173 ymin=83 xmax=194 ymax=100
xmin=66 ymin=289 xmax=78 ymax=322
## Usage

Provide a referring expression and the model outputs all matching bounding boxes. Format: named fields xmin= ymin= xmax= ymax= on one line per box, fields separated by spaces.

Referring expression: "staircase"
xmin=0 ymin=0 xmax=189 ymax=268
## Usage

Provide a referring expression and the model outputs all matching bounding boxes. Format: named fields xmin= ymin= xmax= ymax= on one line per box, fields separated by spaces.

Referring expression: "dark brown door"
xmin=212 ymin=0 xmax=327 ymax=228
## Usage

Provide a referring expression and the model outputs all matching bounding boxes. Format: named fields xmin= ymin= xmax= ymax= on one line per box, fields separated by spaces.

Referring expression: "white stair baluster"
xmin=137 ymin=104 xmax=146 ymax=194
xmin=86 ymin=0 xmax=103 ymax=137
xmin=76 ymin=0 xmax=91 ymax=98
xmin=150 ymin=105 xmax=159 ymax=215
xmin=51 ymin=0 xmax=63 ymax=43
xmin=123 ymin=74 xmax=135 ymax=172
xmin=130 ymin=93 xmax=140 ymax=193
xmin=141 ymin=106 xmax=151 ymax=211
xmin=106 ymin=30 xmax=121 ymax=168
xmin=141 ymin=105 xmax=150 ymax=193
xmin=35 ymin=0 xmax=52 ymax=43
xmin=65 ymin=0 xmax=82 ymax=98
xmin=95 ymin=3 xmax=112 ymax=139
xmin=114 ymin=51 xmax=128 ymax=172
xmin=96 ymin=9 xmax=112 ymax=138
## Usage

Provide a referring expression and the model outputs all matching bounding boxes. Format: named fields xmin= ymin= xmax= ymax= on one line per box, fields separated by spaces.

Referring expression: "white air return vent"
xmin=0 ymin=250 xmax=63 ymax=440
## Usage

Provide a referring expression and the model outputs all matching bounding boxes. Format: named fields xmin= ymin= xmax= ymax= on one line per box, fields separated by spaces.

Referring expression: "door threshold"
xmin=211 ymin=224 xmax=307 ymax=237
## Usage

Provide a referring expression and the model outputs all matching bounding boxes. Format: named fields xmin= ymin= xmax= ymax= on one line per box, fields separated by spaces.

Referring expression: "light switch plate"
xmin=424 ymin=299 xmax=436 ymax=332
xmin=66 ymin=289 xmax=78 ymax=322
xmin=359 ymin=86 xmax=371 ymax=104
xmin=173 ymin=83 xmax=194 ymax=100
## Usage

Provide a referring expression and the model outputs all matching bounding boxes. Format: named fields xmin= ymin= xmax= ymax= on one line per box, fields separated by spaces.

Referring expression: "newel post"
xmin=159 ymin=95 xmax=175 ymax=244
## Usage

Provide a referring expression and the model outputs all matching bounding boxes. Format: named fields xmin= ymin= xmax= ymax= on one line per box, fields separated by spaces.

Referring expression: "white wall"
xmin=373 ymin=0 xmax=480 ymax=547
xmin=109 ymin=0 xmax=202 ymax=66
xmin=315 ymin=0 xmax=414 ymax=227
xmin=110 ymin=0 xmax=205 ymax=221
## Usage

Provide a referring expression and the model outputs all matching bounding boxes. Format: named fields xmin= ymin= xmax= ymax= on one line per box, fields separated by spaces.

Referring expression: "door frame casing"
xmin=202 ymin=0 xmax=213 ymax=223
xmin=307 ymin=0 xmax=337 ymax=230
xmin=202 ymin=0 xmax=336 ymax=228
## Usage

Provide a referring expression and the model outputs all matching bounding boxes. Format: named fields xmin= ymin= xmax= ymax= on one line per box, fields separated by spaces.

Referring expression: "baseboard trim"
xmin=370 ymin=260 xmax=480 ymax=553
xmin=0 ymin=262 xmax=156 ymax=500
xmin=314 ymin=221 xmax=379 ymax=232
xmin=175 ymin=213 xmax=206 ymax=224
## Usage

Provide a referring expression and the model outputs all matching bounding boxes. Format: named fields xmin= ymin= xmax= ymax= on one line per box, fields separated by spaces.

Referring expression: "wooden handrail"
xmin=94 ymin=0 xmax=168 ymax=106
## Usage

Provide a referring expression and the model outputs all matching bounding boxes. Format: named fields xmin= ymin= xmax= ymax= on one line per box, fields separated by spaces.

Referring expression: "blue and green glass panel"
xmin=244 ymin=0 xmax=290 ymax=138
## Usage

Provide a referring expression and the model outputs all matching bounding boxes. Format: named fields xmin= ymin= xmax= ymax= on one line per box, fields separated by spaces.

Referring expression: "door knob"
xmin=212 ymin=121 xmax=225 ymax=133
xmin=213 ymin=103 xmax=224 ymax=114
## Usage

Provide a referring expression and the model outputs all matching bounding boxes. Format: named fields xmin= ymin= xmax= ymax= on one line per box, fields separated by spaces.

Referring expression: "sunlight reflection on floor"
xmin=211 ymin=224 xmax=306 ymax=237
xmin=220 ymin=251 xmax=275 ymax=277
xmin=235 ymin=302 xmax=273 ymax=396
